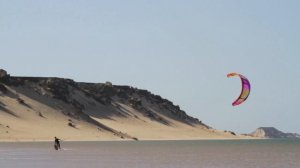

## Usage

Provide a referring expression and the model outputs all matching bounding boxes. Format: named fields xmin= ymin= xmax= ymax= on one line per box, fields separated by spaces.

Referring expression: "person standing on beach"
xmin=54 ymin=137 xmax=61 ymax=150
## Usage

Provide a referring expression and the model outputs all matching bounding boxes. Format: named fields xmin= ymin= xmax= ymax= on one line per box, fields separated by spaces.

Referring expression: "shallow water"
xmin=0 ymin=139 xmax=299 ymax=168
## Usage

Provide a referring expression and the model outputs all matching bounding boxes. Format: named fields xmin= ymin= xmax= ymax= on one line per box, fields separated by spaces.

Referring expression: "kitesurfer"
xmin=54 ymin=137 xmax=61 ymax=150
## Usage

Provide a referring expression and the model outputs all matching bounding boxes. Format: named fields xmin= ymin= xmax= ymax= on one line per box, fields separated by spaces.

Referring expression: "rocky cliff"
xmin=250 ymin=127 xmax=300 ymax=139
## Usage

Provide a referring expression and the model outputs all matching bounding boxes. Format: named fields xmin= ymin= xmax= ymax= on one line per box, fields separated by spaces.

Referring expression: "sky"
xmin=0 ymin=0 xmax=299 ymax=134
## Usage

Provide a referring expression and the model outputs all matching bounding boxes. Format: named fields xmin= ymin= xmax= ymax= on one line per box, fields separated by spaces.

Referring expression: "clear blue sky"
xmin=1 ymin=0 xmax=299 ymax=133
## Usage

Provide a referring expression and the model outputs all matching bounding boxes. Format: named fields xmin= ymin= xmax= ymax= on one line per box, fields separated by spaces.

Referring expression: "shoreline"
xmin=0 ymin=137 xmax=261 ymax=142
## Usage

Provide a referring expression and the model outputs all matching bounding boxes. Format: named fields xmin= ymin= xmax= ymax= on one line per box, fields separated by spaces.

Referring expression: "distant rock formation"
xmin=250 ymin=127 xmax=300 ymax=139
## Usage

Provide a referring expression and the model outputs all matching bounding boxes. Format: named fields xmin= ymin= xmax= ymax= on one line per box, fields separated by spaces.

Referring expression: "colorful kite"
xmin=227 ymin=73 xmax=251 ymax=106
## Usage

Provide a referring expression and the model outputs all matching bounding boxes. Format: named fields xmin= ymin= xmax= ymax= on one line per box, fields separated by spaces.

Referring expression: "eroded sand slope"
xmin=0 ymin=72 xmax=246 ymax=141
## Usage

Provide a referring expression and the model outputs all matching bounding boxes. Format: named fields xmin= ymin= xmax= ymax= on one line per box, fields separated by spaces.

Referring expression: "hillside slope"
xmin=0 ymin=69 xmax=244 ymax=141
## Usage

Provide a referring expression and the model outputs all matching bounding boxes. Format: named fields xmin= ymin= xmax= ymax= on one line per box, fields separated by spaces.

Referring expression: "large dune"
xmin=0 ymin=69 xmax=248 ymax=141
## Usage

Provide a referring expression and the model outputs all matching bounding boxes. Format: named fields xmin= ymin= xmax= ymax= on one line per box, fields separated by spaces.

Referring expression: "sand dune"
xmin=0 ymin=71 xmax=253 ymax=141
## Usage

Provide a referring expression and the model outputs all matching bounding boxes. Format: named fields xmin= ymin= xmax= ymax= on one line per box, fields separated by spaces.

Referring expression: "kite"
xmin=227 ymin=73 xmax=251 ymax=106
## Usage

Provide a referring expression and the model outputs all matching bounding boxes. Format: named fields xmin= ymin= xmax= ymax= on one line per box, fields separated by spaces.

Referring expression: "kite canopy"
xmin=227 ymin=73 xmax=251 ymax=106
